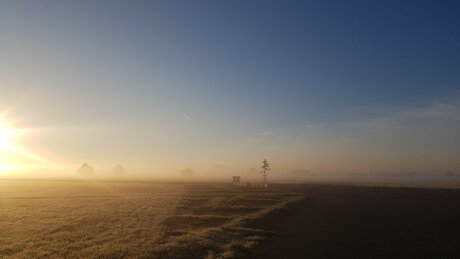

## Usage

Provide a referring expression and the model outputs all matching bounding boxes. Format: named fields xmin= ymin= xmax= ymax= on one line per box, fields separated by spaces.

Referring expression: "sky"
xmin=0 ymin=0 xmax=459 ymax=178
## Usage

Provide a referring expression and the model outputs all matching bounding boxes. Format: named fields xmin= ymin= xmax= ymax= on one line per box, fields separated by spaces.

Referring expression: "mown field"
xmin=0 ymin=180 xmax=303 ymax=258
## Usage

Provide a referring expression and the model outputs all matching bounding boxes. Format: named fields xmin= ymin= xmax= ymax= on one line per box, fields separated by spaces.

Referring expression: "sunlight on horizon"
xmin=0 ymin=113 xmax=58 ymax=175
xmin=0 ymin=119 xmax=16 ymax=151
xmin=0 ymin=116 xmax=20 ymax=173
xmin=0 ymin=1 xmax=458 ymax=179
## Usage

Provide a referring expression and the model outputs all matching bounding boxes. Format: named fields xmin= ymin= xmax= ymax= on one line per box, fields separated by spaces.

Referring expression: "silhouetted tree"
xmin=260 ymin=159 xmax=270 ymax=187
xmin=113 ymin=165 xmax=125 ymax=176
xmin=77 ymin=163 xmax=94 ymax=176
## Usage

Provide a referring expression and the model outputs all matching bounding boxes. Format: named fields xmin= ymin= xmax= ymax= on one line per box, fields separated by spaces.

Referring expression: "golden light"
xmin=0 ymin=119 xmax=17 ymax=152
xmin=0 ymin=117 xmax=21 ymax=173
xmin=0 ymin=113 xmax=65 ymax=175
xmin=0 ymin=115 xmax=46 ymax=173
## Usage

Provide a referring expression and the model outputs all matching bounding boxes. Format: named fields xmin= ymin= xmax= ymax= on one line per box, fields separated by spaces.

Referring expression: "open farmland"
xmin=0 ymin=180 xmax=304 ymax=258
xmin=0 ymin=180 xmax=183 ymax=258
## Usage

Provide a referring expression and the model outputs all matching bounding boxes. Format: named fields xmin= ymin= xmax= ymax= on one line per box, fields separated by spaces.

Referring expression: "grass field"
xmin=0 ymin=180 xmax=303 ymax=258
xmin=152 ymin=184 xmax=303 ymax=258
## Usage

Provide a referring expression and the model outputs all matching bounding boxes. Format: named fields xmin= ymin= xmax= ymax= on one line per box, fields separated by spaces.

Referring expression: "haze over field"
xmin=2 ymin=2 xmax=460 ymax=259
xmin=0 ymin=1 xmax=459 ymax=182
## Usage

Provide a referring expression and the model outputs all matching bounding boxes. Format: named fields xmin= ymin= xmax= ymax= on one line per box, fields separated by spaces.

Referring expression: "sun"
xmin=0 ymin=118 xmax=19 ymax=173
xmin=0 ymin=119 xmax=17 ymax=152
xmin=0 ymin=116 xmax=33 ymax=171
xmin=0 ymin=114 xmax=60 ymax=174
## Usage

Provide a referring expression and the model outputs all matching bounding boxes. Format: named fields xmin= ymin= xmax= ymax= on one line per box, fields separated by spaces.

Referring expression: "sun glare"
xmin=0 ymin=116 xmax=36 ymax=173
xmin=0 ymin=120 xmax=17 ymax=151
xmin=0 ymin=115 xmax=61 ymax=174
xmin=0 ymin=118 xmax=18 ymax=173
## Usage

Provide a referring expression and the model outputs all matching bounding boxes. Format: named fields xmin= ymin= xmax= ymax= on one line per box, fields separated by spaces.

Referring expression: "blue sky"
xmin=0 ymin=1 xmax=459 ymax=176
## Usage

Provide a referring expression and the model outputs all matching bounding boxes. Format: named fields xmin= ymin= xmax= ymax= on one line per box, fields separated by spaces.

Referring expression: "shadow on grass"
xmin=150 ymin=184 xmax=304 ymax=258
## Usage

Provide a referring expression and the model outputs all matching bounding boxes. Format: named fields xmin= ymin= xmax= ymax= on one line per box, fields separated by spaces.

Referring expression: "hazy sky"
xmin=0 ymin=1 xmax=459 ymax=177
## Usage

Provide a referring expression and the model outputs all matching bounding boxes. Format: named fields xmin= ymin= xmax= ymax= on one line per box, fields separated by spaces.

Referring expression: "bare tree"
xmin=260 ymin=159 xmax=270 ymax=187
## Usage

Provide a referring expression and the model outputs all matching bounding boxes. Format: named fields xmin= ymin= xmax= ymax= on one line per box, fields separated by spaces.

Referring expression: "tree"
xmin=260 ymin=159 xmax=270 ymax=187
xmin=77 ymin=163 xmax=94 ymax=177
xmin=113 ymin=165 xmax=125 ymax=176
